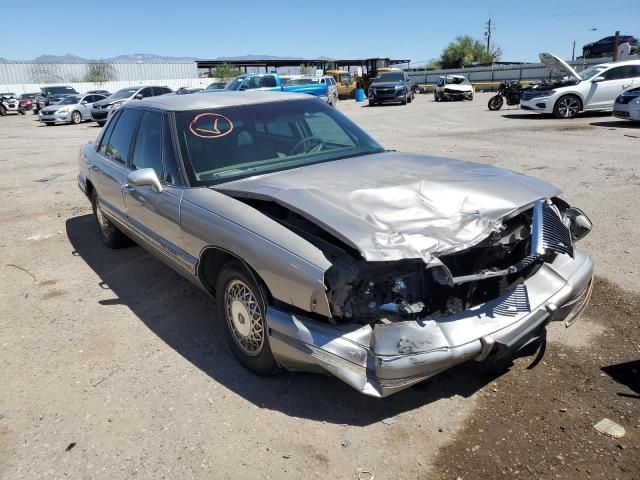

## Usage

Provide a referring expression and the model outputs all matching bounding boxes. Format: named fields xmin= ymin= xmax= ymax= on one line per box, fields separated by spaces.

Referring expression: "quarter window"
xmin=104 ymin=109 xmax=141 ymax=163
xmin=98 ymin=111 xmax=120 ymax=155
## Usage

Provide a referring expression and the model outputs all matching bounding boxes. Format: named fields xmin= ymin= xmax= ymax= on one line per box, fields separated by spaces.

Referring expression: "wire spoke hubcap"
xmin=95 ymin=202 xmax=110 ymax=236
xmin=225 ymin=280 xmax=264 ymax=356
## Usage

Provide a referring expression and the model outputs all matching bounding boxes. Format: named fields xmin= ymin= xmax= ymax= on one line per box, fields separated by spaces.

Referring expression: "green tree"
xmin=439 ymin=35 xmax=501 ymax=68
xmin=423 ymin=58 xmax=442 ymax=70
xmin=211 ymin=63 xmax=243 ymax=79
xmin=84 ymin=62 xmax=115 ymax=83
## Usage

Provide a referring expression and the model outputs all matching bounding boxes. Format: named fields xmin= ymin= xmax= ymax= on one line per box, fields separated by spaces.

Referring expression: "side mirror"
xmin=81 ymin=100 xmax=88 ymax=104
xmin=135 ymin=93 xmax=143 ymax=99
xmin=126 ymin=168 xmax=163 ymax=193
xmin=592 ymin=76 xmax=605 ymax=83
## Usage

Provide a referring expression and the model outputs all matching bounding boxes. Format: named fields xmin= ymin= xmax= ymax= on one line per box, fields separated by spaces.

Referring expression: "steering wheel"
xmin=289 ymin=136 xmax=326 ymax=155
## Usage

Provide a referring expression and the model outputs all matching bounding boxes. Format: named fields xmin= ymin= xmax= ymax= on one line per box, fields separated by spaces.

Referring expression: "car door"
xmin=587 ymin=66 xmax=638 ymax=109
xmin=123 ymin=110 xmax=190 ymax=271
xmin=91 ymin=109 xmax=142 ymax=226
xmin=78 ymin=95 xmax=96 ymax=118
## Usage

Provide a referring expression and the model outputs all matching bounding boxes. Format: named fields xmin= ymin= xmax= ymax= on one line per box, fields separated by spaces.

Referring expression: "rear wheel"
xmin=488 ymin=95 xmax=504 ymax=111
xmin=216 ymin=261 xmax=279 ymax=376
xmin=19 ymin=110 xmax=25 ymax=115
xmin=71 ymin=111 xmax=82 ymax=124
xmin=554 ymin=95 xmax=581 ymax=119
xmin=91 ymin=190 xmax=128 ymax=248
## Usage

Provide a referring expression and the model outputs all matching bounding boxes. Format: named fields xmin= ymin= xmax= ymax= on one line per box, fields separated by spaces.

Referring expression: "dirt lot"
xmin=0 ymin=94 xmax=638 ymax=480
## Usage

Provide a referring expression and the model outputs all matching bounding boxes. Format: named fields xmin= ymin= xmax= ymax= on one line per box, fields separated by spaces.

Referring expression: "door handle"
xmin=88 ymin=165 xmax=99 ymax=172
xmin=622 ymin=83 xmax=632 ymax=89
xmin=122 ymin=183 xmax=136 ymax=192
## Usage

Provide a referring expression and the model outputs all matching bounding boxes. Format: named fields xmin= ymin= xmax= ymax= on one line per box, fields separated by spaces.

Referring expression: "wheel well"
xmin=198 ymin=248 xmax=272 ymax=303
xmin=85 ymin=179 xmax=95 ymax=200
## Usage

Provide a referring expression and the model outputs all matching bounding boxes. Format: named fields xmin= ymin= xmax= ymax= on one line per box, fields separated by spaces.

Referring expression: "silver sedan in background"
xmin=39 ymin=93 xmax=106 ymax=125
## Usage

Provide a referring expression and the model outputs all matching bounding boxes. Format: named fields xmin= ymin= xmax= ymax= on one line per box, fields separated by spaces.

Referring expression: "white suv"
xmin=520 ymin=53 xmax=640 ymax=118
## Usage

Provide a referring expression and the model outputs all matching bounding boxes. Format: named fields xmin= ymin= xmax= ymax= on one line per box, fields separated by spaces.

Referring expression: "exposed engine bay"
xmin=234 ymin=196 xmax=587 ymax=326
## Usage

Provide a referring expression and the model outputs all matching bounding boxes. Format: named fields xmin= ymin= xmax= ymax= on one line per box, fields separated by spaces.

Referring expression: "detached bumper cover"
xmin=266 ymin=247 xmax=593 ymax=397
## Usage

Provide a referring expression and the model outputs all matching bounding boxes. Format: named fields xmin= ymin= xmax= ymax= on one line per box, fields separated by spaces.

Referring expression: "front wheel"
xmin=71 ymin=111 xmax=82 ymax=124
xmin=488 ymin=95 xmax=504 ymax=111
xmin=216 ymin=261 xmax=280 ymax=376
xmin=97 ymin=120 xmax=106 ymax=127
xmin=434 ymin=92 xmax=440 ymax=102
xmin=368 ymin=99 xmax=375 ymax=107
xmin=0 ymin=105 xmax=6 ymax=116
xmin=554 ymin=95 xmax=581 ymax=119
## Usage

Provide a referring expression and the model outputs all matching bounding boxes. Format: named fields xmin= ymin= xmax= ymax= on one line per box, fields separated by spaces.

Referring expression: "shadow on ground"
xmin=66 ymin=213 xmax=508 ymax=426
xmin=590 ymin=120 xmax=640 ymax=130
xmin=501 ymin=111 xmax=611 ymax=120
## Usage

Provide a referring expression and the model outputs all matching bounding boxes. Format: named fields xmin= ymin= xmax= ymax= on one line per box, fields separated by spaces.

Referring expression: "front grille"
xmin=616 ymin=94 xmax=639 ymax=105
xmin=375 ymin=88 xmax=395 ymax=95
xmin=531 ymin=200 xmax=573 ymax=258
xmin=493 ymin=284 xmax=531 ymax=317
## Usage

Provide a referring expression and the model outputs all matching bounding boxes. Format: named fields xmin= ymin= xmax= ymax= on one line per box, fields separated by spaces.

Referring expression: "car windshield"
xmin=45 ymin=86 xmax=77 ymax=95
xmin=576 ymin=65 xmax=607 ymax=80
xmin=110 ymin=88 xmax=137 ymax=100
xmin=225 ymin=77 xmax=246 ymax=90
xmin=1 ymin=93 xmax=16 ymax=97
xmin=445 ymin=76 xmax=469 ymax=85
xmin=339 ymin=73 xmax=352 ymax=84
xmin=175 ymin=99 xmax=385 ymax=186
xmin=59 ymin=95 xmax=81 ymax=105
xmin=375 ymin=72 xmax=403 ymax=82
xmin=205 ymin=83 xmax=226 ymax=91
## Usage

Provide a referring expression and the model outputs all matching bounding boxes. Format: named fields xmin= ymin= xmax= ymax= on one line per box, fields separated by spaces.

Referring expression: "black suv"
xmin=583 ymin=35 xmax=638 ymax=58
xmin=368 ymin=71 xmax=414 ymax=106
xmin=35 ymin=85 xmax=79 ymax=113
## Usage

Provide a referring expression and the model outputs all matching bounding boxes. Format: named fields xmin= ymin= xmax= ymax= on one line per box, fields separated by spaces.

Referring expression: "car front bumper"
xmin=39 ymin=110 xmax=70 ymax=123
xmin=266 ymin=247 xmax=594 ymax=397
xmin=369 ymin=89 xmax=407 ymax=103
xmin=613 ymin=103 xmax=640 ymax=121
xmin=441 ymin=90 xmax=473 ymax=100
xmin=520 ymin=97 xmax=555 ymax=114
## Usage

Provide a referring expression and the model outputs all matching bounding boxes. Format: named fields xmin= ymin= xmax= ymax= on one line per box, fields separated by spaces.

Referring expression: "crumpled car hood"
xmin=217 ymin=151 xmax=560 ymax=263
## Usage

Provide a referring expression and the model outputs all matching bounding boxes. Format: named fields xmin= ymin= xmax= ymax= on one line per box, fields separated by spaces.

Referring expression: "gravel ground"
xmin=0 ymin=94 xmax=637 ymax=480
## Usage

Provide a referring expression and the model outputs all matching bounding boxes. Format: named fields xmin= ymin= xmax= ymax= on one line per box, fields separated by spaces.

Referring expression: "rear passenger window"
xmin=98 ymin=111 xmax=120 ymax=155
xmin=131 ymin=111 xmax=163 ymax=173
xmin=104 ymin=109 xmax=141 ymax=163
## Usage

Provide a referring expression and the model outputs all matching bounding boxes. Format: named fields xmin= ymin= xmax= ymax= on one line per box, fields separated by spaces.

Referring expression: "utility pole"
xmin=572 ymin=41 xmax=576 ymax=61
xmin=484 ymin=16 xmax=495 ymax=54
xmin=613 ymin=30 xmax=620 ymax=61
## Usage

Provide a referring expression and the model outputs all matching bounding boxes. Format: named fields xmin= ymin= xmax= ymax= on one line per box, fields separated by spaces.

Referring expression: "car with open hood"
xmin=434 ymin=75 xmax=474 ymax=101
xmin=38 ymin=93 xmax=106 ymax=125
xmin=78 ymin=92 xmax=594 ymax=397
xmin=34 ymin=85 xmax=79 ymax=113
xmin=90 ymin=86 xmax=173 ymax=126
xmin=520 ymin=53 xmax=640 ymax=118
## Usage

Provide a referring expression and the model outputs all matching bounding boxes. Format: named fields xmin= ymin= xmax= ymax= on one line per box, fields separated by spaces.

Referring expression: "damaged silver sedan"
xmin=78 ymin=92 xmax=594 ymax=397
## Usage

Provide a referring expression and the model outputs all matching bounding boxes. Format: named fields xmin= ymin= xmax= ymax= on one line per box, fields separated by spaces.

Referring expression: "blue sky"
xmin=2 ymin=0 xmax=638 ymax=63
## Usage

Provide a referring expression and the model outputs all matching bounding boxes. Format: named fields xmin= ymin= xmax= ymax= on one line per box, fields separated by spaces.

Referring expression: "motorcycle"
xmin=488 ymin=80 xmax=523 ymax=111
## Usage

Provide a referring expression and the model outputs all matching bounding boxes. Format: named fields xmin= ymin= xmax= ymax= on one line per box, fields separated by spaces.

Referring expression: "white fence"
xmin=0 ymin=78 xmax=217 ymax=96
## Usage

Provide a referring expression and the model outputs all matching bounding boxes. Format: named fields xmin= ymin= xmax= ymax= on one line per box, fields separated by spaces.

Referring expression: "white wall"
xmin=0 ymin=78 xmax=218 ymax=96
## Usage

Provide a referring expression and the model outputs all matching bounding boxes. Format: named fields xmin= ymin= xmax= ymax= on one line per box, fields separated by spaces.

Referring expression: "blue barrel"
xmin=355 ymin=88 xmax=365 ymax=102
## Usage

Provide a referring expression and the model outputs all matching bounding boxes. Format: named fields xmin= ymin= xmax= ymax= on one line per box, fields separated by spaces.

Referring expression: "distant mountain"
xmin=7 ymin=53 xmax=331 ymax=63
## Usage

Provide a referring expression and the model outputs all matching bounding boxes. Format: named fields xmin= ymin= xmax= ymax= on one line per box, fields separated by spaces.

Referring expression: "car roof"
xmin=592 ymin=59 xmax=640 ymax=68
xmin=126 ymin=91 xmax=315 ymax=112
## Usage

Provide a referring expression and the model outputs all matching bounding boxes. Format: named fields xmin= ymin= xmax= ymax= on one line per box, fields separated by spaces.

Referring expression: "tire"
xmin=488 ymin=95 xmax=504 ymax=111
xmin=407 ymin=92 xmax=412 ymax=103
xmin=553 ymin=95 xmax=581 ymax=119
xmin=0 ymin=105 xmax=6 ymax=116
xmin=19 ymin=110 xmax=25 ymax=115
xmin=468 ymin=93 xmax=474 ymax=101
xmin=44 ymin=122 xmax=55 ymax=126
xmin=97 ymin=120 xmax=106 ymax=127
xmin=71 ymin=110 xmax=82 ymax=124
xmin=401 ymin=93 xmax=407 ymax=105
xmin=91 ymin=190 xmax=128 ymax=249
xmin=434 ymin=92 xmax=440 ymax=102
xmin=368 ymin=99 xmax=375 ymax=107
xmin=216 ymin=260 xmax=279 ymax=376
